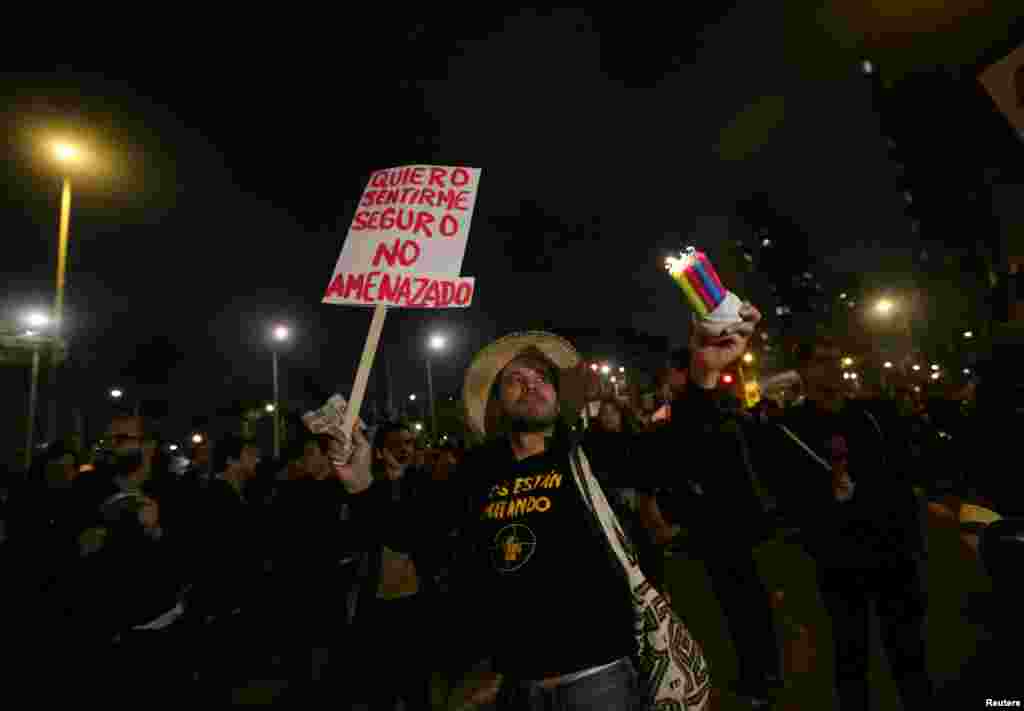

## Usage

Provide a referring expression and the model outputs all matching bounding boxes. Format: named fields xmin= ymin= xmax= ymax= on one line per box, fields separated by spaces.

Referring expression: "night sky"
xmin=2 ymin=6 xmax=1021 ymax=437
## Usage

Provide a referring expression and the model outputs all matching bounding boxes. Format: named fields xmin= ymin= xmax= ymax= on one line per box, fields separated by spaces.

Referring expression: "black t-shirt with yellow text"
xmin=462 ymin=438 xmax=635 ymax=679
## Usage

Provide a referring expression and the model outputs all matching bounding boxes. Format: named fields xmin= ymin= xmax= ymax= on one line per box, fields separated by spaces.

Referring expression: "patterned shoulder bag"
xmin=569 ymin=446 xmax=713 ymax=710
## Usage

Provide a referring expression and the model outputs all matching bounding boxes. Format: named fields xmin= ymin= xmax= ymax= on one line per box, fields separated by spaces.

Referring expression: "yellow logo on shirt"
xmin=491 ymin=523 xmax=537 ymax=572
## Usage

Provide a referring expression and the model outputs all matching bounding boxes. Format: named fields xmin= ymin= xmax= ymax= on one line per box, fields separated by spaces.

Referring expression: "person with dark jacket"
xmin=267 ymin=430 xmax=359 ymax=699
xmin=344 ymin=421 xmax=444 ymax=711
xmin=649 ymin=347 xmax=782 ymax=706
xmin=62 ymin=416 xmax=189 ymax=703
xmin=729 ymin=336 xmax=934 ymax=710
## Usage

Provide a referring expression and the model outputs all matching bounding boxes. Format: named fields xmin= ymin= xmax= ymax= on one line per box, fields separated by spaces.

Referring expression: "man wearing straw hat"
xmin=327 ymin=308 xmax=760 ymax=710
xmin=453 ymin=313 xmax=758 ymax=709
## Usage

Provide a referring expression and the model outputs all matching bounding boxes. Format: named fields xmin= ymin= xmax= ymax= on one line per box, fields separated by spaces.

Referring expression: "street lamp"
xmin=743 ymin=353 xmax=754 ymax=364
xmin=110 ymin=388 xmax=124 ymax=400
xmin=618 ymin=366 xmax=625 ymax=374
xmin=426 ymin=334 xmax=446 ymax=439
xmin=590 ymin=363 xmax=599 ymax=373
xmin=883 ymin=362 xmax=893 ymax=369
xmin=192 ymin=433 xmax=204 ymax=445
xmin=269 ymin=323 xmax=291 ymax=459
xmin=409 ymin=394 xmax=417 ymax=401
xmin=963 ymin=331 xmax=974 ymax=340
xmin=20 ymin=312 xmax=51 ymax=470
xmin=912 ymin=364 xmax=921 ymax=372
xmin=600 ymin=364 xmax=611 ymax=375
xmin=47 ymin=139 xmax=88 ymax=443
xmin=265 ymin=403 xmax=276 ymax=414
xmin=875 ymin=298 xmax=894 ymax=316
xmin=414 ymin=423 xmax=424 ymax=432
xmin=169 ymin=444 xmax=179 ymax=453
xmin=842 ymin=357 xmax=854 ymax=368
xmin=963 ymin=369 xmax=972 ymax=376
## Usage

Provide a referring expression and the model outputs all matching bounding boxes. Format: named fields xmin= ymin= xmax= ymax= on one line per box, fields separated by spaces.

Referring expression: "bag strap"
xmin=569 ymin=446 xmax=635 ymax=586
xmin=776 ymin=423 xmax=832 ymax=473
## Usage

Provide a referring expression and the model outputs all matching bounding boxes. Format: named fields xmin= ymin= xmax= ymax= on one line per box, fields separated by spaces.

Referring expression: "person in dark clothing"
xmin=454 ymin=339 xmax=645 ymax=710
xmin=187 ymin=433 xmax=266 ymax=696
xmin=344 ymin=420 xmax=441 ymax=711
xmin=583 ymin=398 xmax=637 ymax=528
xmin=267 ymin=429 xmax=359 ymax=699
xmin=649 ymin=347 xmax=782 ymax=706
xmin=57 ymin=416 xmax=189 ymax=704
xmin=743 ymin=336 xmax=934 ymax=710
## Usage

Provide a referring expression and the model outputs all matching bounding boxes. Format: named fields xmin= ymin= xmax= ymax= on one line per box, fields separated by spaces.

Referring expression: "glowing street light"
xmin=169 ymin=444 xmax=179 ymax=452
xmin=850 ymin=373 xmax=858 ymax=381
xmin=590 ymin=363 xmax=599 ymax=372
xmin=110 ymin=388 xmax=124 ymax=399
xmin=25 ymin=312 xmax=50 ymax=329
xmin=963 ymin=331 xmax=974 ymax=339
xmin=265 ymin=403 xmax=276 ymax=413
xmin=963 ymin=369 xmax=972 ymax=376
xmin=884 ymin=362 xmax=893 ymax=369
xmin=426 ymin=334 xmax=447 ymax=438
xmin=843 ymin=373 xmax=851 ymax=380
xmin=875 ymin=299 xmax=894 ymax=316
xmin=414 ymin=423 xmax=424 ymax=432
xmin=53 ymin=142 xmax=83 ymax=164
xmin=192 ymin=433 xmax=204 ymax=445
xmin=931 ymin=364 xmax=940 ymax=371
xmin=409 ymin=394 xmax=417 ymax=401
xmin=931 ymin=372 xmax=941 ymax=381
xmin=610 ymin=376 xmax=618 ymax=384
xmin=269 ymin=323 xmax=291 ymax=459
xmin=912 ymin=364 xmax=921 ymax=372
xmin=618 ymin=366 xmax=625 ymax=374
xmin=743 ymin=353 xmax=754 ymax=364
xmin=842 ymin=357 xmax=854 ymax=368
xmin=600 ymin=365 xmax=611 ymax=375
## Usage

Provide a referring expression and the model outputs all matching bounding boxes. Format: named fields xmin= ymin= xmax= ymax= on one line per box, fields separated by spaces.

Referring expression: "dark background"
xmin=2 ymin=5 xmax=1022 ymax=443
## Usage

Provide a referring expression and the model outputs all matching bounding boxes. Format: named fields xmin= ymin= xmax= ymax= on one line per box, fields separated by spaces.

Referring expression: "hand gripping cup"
xmin=665 ymin=246 xmax=752 ymax=340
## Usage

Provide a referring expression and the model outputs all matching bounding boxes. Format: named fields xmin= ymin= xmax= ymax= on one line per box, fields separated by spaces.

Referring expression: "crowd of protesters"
xmin=0 ymin=314 xmax=1016 ymax=710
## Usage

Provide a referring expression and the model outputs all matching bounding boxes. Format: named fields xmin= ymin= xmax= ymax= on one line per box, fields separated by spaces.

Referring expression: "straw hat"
xmin=463 ymin=331 xmax=584 ymax=438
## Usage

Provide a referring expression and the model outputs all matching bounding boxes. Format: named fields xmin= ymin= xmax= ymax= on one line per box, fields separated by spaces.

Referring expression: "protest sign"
xmin=323 ymin=165 xmax=482 ymax=434
xmin=323 ymin=165 xmax=481 ymax=308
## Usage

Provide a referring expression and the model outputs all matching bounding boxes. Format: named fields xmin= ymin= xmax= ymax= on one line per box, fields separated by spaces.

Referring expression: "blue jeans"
xmin=496 ymin=658 xmax=642 ymax=711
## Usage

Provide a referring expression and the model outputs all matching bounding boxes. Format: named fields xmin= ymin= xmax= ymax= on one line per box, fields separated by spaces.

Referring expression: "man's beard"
xmin=503 ymin=398 xmax=560 ymax=433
